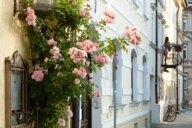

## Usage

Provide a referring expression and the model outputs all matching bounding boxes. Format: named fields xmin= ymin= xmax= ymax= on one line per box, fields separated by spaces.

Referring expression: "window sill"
xmin=109 ymin=103 xmax=126 ymax=116
xmin=12 ymin=123 xmax=27 ymax=128
xmin=141 ymin=100 xmax=150 ymax=104
xmin=129 ymin=101 xmax=140 ymax=107
xmin=143 ymin=14 xmax=149 ymax=22
xmin=132 ymin=0 xmax=139 ymax=10
xmin=109 ymin=103 xmax=126 ymax=109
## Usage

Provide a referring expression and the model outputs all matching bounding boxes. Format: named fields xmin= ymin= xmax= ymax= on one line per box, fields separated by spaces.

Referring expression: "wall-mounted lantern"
xmin=33 ymin=0 xmax=54 ymax=11
xmin=14 ymin=0 xmax=54 ymax=16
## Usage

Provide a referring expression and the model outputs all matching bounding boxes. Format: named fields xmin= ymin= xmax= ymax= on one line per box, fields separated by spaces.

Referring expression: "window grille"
xmin=5 ymin=50 xmax=28 ymax=128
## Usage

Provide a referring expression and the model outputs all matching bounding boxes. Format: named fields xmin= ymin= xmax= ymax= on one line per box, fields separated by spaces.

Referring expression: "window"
xmin=169 ymin=80 xmax=171 ymax=100
xmin=145 ymin=118 xmax=148 ymax=128
xmin=183 ymin=45 xmax=187 ymax=60
xmin=134 ymin=122 xmax=138 ymax=128
xmin=5 ymin=51 xmax=28 ymax=128
xmin=183 ymin=17 xmax=187 ymax=31
xmin=143 ymin=0 xmax=148 ymax=21
xmin=184 ymin=74 xmax=187 ymax=89
xmin=143 ymin=55 xmax=147 ymax=100
xmin=131 ymin=49 xmax=138 ymax=101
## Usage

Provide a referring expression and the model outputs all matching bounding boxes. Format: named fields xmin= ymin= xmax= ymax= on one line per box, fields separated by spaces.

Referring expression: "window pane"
xmin=184 ymin=80 xmax=187 ymax=89
xmin=11 ymin=70 xmax=21 ymax=111
xmin=183 ymin=50 xmax=186 ymax=59
xmin=183 ymin=18 xmax=187 ymax=31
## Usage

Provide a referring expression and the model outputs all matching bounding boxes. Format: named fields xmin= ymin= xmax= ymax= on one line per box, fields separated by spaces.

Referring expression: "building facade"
xmin=0 ymin=0 xmax=187 ymax=128
xmin=183 ymin=0 xmax=192 ymax=107
xmin=91 ymin=0 xmax=153 ymax=128
xmin=158 ymin=0 xmax=187 ymax=123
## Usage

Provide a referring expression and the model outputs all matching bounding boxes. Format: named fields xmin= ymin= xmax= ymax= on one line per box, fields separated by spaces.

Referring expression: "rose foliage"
xmin=25 ymin=0 xmax=141 ymax=127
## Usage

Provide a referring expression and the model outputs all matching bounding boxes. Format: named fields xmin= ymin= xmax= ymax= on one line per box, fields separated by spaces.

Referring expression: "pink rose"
xmin=47 ymin=38 xmax=56 ymax=46
xmin=68 ymin=110 xmax=73 ymax=117
xmin=31 ymin=70 xmax=44 ymax=82
xmin=74 ymin=78 xmax=80 ymax=84
xmin=44 ymin=57 xmax=48 ymax=62
xmin=93 ymin=90 xmax=101 ymax=97
xmin=95 ymin=54 xmax=108 ymax=66
xmin=57 ymin=118 xmax=65 ymax=126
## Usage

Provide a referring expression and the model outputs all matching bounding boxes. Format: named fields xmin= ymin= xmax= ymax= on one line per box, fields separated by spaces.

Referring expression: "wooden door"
xmin=81 ymin=95 xmax=92 ymax=128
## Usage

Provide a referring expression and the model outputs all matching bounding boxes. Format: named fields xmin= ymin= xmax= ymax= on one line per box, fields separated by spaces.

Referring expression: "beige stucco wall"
xmin=0 ymin=0 xmax=30 ymax=127
xmin=117 ymin=114 xmax=149 ymax=128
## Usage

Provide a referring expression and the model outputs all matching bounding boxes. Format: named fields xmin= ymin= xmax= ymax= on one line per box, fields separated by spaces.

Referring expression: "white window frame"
xmin=183 ymin=45 xmax=187 ymax=60
xmin=184 ymin=74 xmax=188 ymax=89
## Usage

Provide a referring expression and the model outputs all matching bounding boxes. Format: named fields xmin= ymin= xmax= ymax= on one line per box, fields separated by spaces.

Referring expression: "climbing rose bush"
xmin=25 ymin=0 xmax=141 ymax=127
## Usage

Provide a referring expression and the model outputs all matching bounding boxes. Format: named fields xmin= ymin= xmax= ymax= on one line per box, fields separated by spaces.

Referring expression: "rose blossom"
xmin=31 ymin=70 xmax=44 ymax=82
xmin=88 ymin=79 xmax=93 ymax=83
xmin=57 ymin=72 xmax=63 ymax=77
xmin=95 ymin=54 xmax=108 ymax=66
xmin=47 ymin=38 xmax=57 ymax=46
xmin=74 ymin=78 xmax=80 ymax=84
xmin=68 ymin=110 xmax=73 ymax=117
xmin=44 ymin=57 xmax=48 ymax=62
xmin=93 ymin=90 xmax=101 ymax=97
xmin=57 ymin=118 xmax=65 ymax=126
xmin=72 ymin=67 xmax=87 ymax=78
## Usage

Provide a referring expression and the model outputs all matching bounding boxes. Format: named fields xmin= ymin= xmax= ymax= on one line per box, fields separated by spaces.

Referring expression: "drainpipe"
xmin=176 ymin=5 xmax=180 ymax=112
xmin=113 ymin=48 xmax=117 ymax=128
xmin=155 ymin=0 xmax=158 ymax=104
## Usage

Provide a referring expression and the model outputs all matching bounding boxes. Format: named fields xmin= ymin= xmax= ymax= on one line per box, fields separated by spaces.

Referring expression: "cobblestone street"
xmin=160 ymin=108 xmax=192 ymax=128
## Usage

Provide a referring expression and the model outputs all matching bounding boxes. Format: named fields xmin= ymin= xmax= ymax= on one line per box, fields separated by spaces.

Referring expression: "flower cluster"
xmin=80 ymin=9 xmax=88 ymax=16
xmin=95 ymin=54 xmax=108 ymax=66
xmin=122 ymin=26 xmax=141 ymax=46
xmin=49 ymin=46 xmax=62 ymax=59
xmin=72 ymin=67 xmax=87 ymax=78
xmin=26 ymin=7 xmax=36 ymax=26
xmin=93 ymin=90 xmax=101 ymax=97
xmin=68 ymin=47 xmax=87 ymax=63
xmin=31 ymin=70 xmax=44 ymax=82
xmin=57 ymin=72 xmax=63 ymax=77
xmin=76 ymin=40 xmax=99 ymax=54
xmin=103 ymin=10 xmax=115 ymax=24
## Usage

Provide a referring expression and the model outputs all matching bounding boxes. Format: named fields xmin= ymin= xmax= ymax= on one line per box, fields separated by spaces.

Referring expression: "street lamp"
xmin=33 ymin=0 xmax=54 ymax=10
xmin=14 ymin=0 xmax=54 ymax=16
